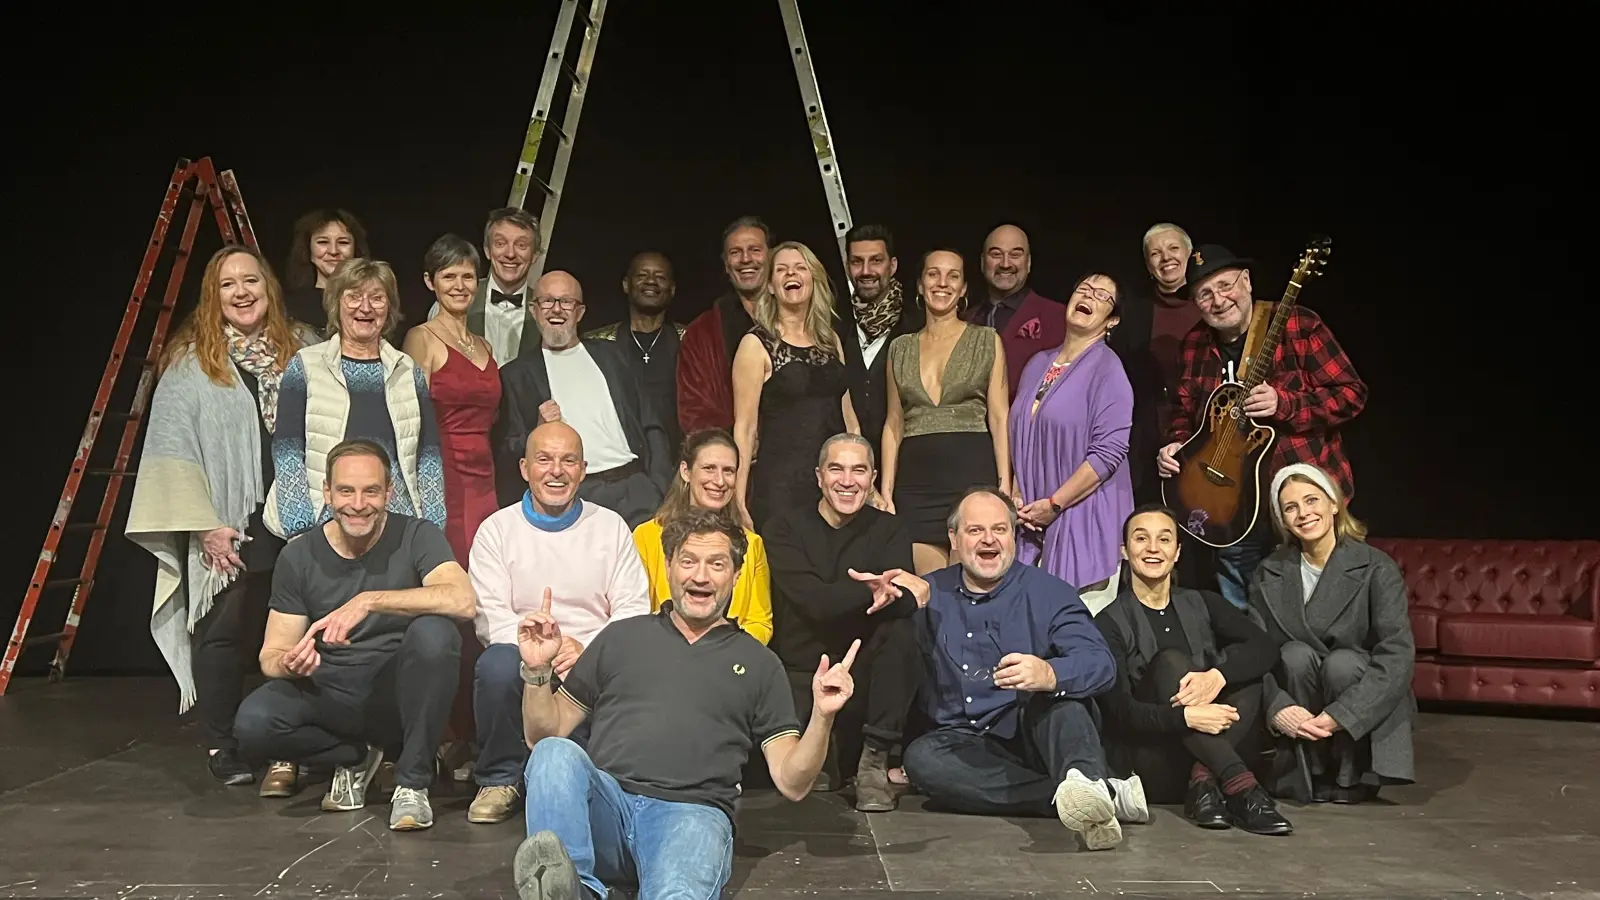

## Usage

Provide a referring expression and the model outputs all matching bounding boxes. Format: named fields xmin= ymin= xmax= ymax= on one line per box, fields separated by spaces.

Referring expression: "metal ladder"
xmin=0 ymin=158 xmax=259 ymax=696
xmin=506 ymin=0 xmax=855 ymax=279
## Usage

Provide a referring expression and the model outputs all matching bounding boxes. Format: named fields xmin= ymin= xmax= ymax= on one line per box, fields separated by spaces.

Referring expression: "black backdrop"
xmin=4 ymin=5 xmax=1583 ymax=677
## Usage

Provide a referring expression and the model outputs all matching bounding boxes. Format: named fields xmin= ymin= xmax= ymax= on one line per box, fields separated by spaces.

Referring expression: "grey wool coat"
xmin=1249 ymin=538 xmax=1416 ymax=787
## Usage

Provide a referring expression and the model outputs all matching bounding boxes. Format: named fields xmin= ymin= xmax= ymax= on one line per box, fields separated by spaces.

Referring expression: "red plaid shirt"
xmin=1168 ymin=305 xmax=1367 ymax=501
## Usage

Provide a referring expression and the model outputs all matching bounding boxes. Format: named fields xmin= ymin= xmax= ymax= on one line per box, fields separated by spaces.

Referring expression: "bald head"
xmin=981 ymin=224 xmax=1031 ymax=299
xmin=522 ymin=421 xmax=586 ymax=514
xmin=532 ymin=269 xmax=585 ymax=350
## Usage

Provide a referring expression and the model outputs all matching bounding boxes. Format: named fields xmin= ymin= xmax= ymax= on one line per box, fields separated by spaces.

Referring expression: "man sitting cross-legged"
xmin=235 ymin=439 xmax=477 ymax=831
xmin=465 ymin=421 xmax=651 ymax=824
xmin=511 ymin=507 xmax=859 ymax=900
xmin=852 ymin=487 xmax=1141 ymax=850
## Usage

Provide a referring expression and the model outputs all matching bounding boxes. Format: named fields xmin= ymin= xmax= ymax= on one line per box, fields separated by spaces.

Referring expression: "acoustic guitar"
xmin=1162 ymin=236 xmax=1332 ymax=548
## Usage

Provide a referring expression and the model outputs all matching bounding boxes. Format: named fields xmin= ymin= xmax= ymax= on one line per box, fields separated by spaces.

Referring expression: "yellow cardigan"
xmin=631 ymin=517 xmax=773 ymax=645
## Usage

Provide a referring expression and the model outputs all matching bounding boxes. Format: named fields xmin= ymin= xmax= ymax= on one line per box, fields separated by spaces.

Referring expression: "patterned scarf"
xmin=852 ymin=277 xmax=904 ymax=343
xmin=224 ymin=323 xmax=284 ymax=433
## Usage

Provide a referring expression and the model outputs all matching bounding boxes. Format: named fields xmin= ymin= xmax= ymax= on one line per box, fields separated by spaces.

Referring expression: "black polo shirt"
xmin=557 ymin=604 xmax=800 ymax=821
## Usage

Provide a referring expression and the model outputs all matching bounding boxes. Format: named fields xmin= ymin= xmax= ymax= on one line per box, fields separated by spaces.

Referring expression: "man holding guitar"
xmin=1156 ymin=244 xmax=1367 ymax=608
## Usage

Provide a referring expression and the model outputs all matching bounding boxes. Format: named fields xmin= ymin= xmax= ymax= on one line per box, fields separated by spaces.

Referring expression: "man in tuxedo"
xmin=429 ymin=207 xmax=540 ymax=366
xmin=494 ymin=270 xmax=673 ymax=528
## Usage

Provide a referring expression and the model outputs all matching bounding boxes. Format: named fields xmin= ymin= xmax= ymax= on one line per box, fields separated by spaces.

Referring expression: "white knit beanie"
xmin=1269 ymin=463 xmax=1340 ymax=530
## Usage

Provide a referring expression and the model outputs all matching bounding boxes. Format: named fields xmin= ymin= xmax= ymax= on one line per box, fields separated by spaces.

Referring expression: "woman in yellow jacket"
xmin=632 ymin=428 xmax=773 ymax=644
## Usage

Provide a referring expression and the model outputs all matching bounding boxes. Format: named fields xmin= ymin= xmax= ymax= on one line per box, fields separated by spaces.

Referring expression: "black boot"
xmin=208 ymin=749 xmax=254 ymax=786
xmin=1224 ymin=785 xmax=1294 ymax=836
xmin=1184 ymin=778 xmax=1230 ymax=829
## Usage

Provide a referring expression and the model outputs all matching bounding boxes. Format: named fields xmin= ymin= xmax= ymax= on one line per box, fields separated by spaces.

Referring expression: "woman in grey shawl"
xmin=1249 ymin=463 xmax=1416 ymax=804
xmin=126 ymin=245 xmax=318 ymax=790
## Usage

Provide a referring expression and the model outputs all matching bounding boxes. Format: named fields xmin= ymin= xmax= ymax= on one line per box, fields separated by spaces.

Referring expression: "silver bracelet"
xmin=520 ymin=662 xmax=554 ymax=687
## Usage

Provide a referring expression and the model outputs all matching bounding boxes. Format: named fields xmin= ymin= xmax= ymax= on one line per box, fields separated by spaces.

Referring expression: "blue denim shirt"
xmin=916 ymin=563 xmax=1115 ymax=739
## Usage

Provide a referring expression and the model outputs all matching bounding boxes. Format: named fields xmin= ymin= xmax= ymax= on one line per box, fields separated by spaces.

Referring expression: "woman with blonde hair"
xmin=127 ymin=245 xmax=316 ymax=789
xmin=267 ymin=258 xmax=446 ymax=540
xmin=731 ymin=240 xmax=860 ymax=530
xmin=631 ymin=428 xmax=773 ymax=643
xmin=1248 ymin=463 xmax=1415 ymax=804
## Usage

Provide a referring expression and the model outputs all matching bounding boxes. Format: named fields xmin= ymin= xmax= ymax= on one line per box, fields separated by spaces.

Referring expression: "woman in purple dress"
xmin=1008 ymin=272 xmax=1135 ymax=592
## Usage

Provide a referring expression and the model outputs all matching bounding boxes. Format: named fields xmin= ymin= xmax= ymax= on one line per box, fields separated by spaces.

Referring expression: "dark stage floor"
xmin=1 ymin=678 xmax=1596 ymax=900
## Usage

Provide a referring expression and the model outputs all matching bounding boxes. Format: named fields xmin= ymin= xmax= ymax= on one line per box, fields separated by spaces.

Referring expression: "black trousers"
xmin=1280 ymin=641 xmax=1370 ymax=787
xmin=192 ymin=569 xmax=273 ymax=750
xmin=234 ymin=616 xmax=460 ymax=788
xmin=785 ymin=616 xmax=922 ymax=767
xmin=1115 ymin=648 xmax=1265 ymax=804
xmin=578 ymin=468 xmax=664 ymax=531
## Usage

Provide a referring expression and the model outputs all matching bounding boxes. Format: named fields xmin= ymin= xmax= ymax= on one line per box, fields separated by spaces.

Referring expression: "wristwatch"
xmin=1049 ymin=500 xmax=1063 ymax=514
xmin=520 ymin=662 xmax=554 ymax=687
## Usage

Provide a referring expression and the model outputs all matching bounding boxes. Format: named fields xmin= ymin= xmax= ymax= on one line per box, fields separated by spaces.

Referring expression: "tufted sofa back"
xmin=1370 ymin=539 xmax=1599 ymax=621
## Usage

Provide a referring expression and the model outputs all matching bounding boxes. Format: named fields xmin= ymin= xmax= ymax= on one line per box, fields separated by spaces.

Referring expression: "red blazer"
xmin=677 ymin=294 xmax=753 ymax=435
xmin=968 ymin=289 xmax=1066 ymax=397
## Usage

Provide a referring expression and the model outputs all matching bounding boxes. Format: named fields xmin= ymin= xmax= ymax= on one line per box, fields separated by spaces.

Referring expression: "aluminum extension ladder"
xmin=0 ymin=158 xmax=259 ymax=696
xmin=507 ymin=0 xmax=855 ymax=280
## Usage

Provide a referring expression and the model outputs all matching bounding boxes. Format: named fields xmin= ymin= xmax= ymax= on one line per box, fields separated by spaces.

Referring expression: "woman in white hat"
xmin=1248 ymin=463 xmax=1415 ymax=803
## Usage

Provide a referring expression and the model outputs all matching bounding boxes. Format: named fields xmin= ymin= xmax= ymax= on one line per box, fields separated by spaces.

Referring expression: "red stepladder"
xmin=0 ymin=157 xmax=259 ymax=696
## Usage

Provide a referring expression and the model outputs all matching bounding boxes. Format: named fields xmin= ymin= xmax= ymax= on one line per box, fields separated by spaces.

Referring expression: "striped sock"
xmin=1221 ymin=770 xmax=1258 ymax=796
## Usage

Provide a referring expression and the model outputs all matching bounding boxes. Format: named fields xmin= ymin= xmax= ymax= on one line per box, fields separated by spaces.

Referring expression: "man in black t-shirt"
xmin=510 ymin=507 xmax=859 ymax=900
xmin=234 ymin=440 xmax=477 ymax=833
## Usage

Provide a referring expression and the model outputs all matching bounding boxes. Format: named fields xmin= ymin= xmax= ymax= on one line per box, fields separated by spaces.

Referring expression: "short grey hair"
xmin=1142 ymin=223 xmax=1192 ymax=253
xmin=483 ymin=207 xmax=540 ymax=249
xmin=816 ymin=432 xmax=876 ymax=470
xmin=423 ymin=233 xmax=481 ymax=279
xmin=946 ymin=486 xmax=1020 ymax=533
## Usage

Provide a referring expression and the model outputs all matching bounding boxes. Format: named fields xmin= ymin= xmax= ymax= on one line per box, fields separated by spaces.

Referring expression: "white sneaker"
xmin=1108 ymin=774 xmax=1150 ymax=824
xmin=321 ymin=745 xmax=384 ymax=812
xmin=1053 ymin=768 xmax=1122 ymax=850
xmin=389 ymin=786 xmax=434 ymax=831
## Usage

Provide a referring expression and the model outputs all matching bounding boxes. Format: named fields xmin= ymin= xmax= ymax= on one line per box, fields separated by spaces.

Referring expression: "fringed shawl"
xmin=126 ymin=351 xmax=266 ymax=713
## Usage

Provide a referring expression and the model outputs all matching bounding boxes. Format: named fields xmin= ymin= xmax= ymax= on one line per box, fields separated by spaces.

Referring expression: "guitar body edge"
xmin=1161 ymin=384 xmax=1276 ymax=549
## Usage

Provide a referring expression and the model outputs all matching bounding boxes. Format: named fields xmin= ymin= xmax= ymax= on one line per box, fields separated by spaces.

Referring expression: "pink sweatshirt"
xmin=468 ymin=501 xmax=651 ymax=648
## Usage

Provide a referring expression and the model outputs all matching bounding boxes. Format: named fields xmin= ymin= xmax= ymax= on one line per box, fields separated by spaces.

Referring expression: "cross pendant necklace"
xmin=632 ymin=328 xmax=663 ymax=364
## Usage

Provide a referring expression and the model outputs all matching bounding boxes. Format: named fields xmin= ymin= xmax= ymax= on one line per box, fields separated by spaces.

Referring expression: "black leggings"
xmin=1125 ymin=648 xmax=1264 ymax=804
xmin=192 ymin=570 xmax=273 ymax=750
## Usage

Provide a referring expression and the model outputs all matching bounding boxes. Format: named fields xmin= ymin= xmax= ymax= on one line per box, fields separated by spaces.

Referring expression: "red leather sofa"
xmin=1370 ymin=538 xmax=1600 ymax=709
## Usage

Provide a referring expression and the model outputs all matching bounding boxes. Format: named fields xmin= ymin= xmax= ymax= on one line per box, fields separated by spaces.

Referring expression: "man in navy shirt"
xmin=852 ymin=487 xmax=1144 ymax=850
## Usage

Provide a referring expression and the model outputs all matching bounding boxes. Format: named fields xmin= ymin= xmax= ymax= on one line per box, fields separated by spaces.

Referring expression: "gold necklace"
xmin=433 ymin=323 xmax=475 ymax=356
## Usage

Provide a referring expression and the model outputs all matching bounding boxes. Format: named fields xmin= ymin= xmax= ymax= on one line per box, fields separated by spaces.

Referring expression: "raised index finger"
xmin=835 ymin=639 xmax=862 ymax=673
xmin=541 ymin=587 xmax=552 ymax=613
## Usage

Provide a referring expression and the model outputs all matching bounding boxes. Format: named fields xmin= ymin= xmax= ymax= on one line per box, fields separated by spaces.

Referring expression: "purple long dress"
xmin=1008 ymin=341 xmax=1135 ymax=588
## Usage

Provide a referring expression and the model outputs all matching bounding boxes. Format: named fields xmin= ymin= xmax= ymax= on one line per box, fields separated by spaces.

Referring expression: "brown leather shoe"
xmin=259 ymin=760 xmax=298 ymax=798
xmin=854 ymin=744 xmax=897 ymax=812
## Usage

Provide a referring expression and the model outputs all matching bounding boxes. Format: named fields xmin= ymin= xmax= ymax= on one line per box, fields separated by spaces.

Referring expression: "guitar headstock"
xmin=1292 ymin=235 xmax=1332 ymax=283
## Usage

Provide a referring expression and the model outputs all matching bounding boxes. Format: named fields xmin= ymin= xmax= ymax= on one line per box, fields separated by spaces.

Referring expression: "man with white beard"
xmin=494 ymin=270 xmax=673 ymax=528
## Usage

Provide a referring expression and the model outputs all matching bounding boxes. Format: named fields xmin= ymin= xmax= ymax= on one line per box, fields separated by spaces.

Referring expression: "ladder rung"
xmin=62 ymin=522 xmax=108 ymax=534
xmin=43 ymin=577 xmax=88 ymax=591
xmin=22 ymin=631 xmax=67 ymax=649
xmin=570 ymin=2 xmax=594 ymax=31
xmin=105 ymin=410 xmax=142 ymax=423
xmin=559 ymin=59 xmax=585 ymax=93
xmin=86 ymin=468 xmax=136 ymax=478
xmin=526 ymin=172 xmax=557 ymax=200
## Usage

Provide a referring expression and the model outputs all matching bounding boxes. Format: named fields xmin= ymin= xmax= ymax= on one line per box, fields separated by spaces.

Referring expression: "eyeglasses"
xmin=341 ymin=292 xmax=389 ymax=307
xmin=534 ymin=296 xmax=582 ymax=311
xmin=956 ymin=629 xmax=1006 ymax=683
xmin=1193 ymin=274 xmax=1244 ymax=306
xmin=1074 ymin=284 xmax=1115 ymax=305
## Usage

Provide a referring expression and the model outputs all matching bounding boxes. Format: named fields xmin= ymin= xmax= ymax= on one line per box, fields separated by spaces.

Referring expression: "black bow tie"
xmin=490 ymin=289 xmax=521 ymax=308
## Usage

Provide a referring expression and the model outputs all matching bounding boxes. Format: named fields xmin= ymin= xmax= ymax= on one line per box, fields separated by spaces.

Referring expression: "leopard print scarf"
xmin=852 ymin=277 xmax=904 ymax=343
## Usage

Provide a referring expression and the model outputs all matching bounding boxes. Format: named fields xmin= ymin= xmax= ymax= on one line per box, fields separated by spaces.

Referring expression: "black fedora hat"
xmin=1182 ymin=244 xmax=1255 ymax=299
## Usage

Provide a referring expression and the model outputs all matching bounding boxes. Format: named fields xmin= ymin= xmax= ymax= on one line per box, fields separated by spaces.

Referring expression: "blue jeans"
xmin=525 ymin=737 xmax=733 ymax=899
xmin=1217 ymin=539 xmax=1266 ymax=610
xmin=476 ymin=644 xmax=589 ymax=787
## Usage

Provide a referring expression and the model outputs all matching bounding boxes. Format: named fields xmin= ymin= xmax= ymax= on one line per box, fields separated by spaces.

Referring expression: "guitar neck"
xmin=1241 ymin=281 xmax=1302 ymax=388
